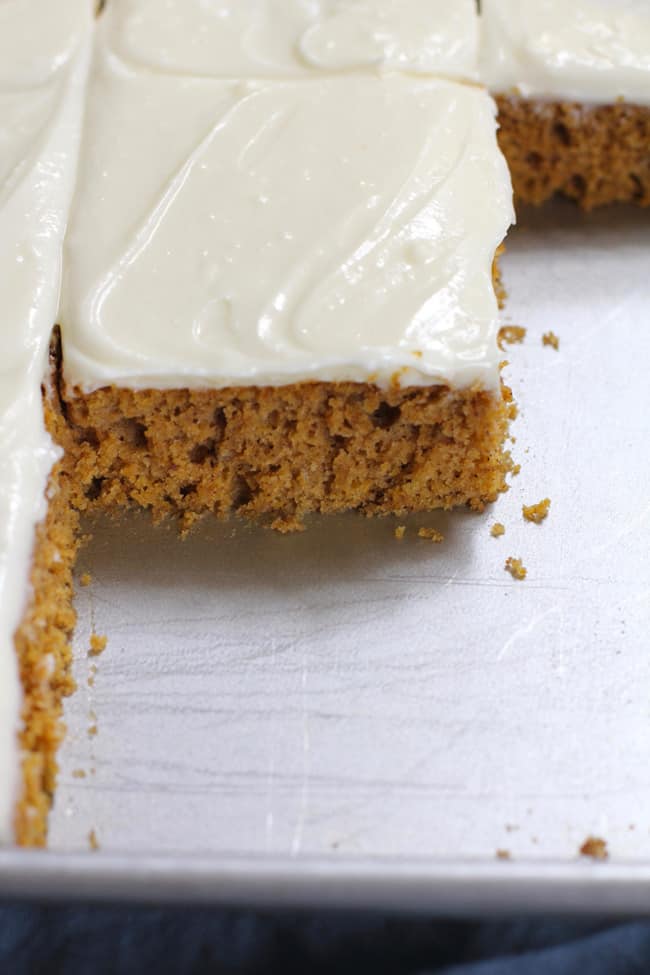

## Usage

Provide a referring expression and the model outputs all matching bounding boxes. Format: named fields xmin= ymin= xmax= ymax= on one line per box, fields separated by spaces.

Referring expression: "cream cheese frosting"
xmin=61 ymin=20 xmax=513 ymax=394
xmin=480 ymin=0 xmax=650 ymax=106
xmin=0 ymin=0 xmax=92 ymax=843
xmin=106 ymin=0 xmax=479 ymax=81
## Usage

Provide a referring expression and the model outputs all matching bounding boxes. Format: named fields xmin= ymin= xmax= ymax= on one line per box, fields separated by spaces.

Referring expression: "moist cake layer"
xmin=13 ymin=460 xmax=79 ymax=847
xmin=60 ymin=19 xmax=513 ymax=394
xmin=480 ymin=0 xmax=650 ymax=107
xmin=495 ymin=97 xmax=650 ymax=209
xmin=50 ymin=376 xmax=513 ymax=535
xmin=107 ymin=0 xmax=479 ymax=80
xmin=0 ymin=0 xmax=92 ymax=844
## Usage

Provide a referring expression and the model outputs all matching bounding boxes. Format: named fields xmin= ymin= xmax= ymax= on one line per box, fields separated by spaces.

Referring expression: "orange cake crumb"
xmin=418 ymin=527 xmax=444 ymax=543
xmin=13 ymin=468 xmax=80 ymax=847
xmin=491 ymin=523 xmax=506 ymax=538
xmin=48 ymin=379 xmax=512 ymax=531
xmin=496 ymin=849 xmax=512 ymax=861
xmin=498 ymin=325 xmax=526 ymax=349
xmin=511 ymin=464 xmax=521 ymax=477
xmin=72 ymin=769 xmax=86 ymax=779
xmin=523 ymin=498 xmax=551 ymax=524
xmin=88 ymin=724 xmax=98 ymax=738
xmin=505 ymin=557 xmax=527 ymax=580
xmin=88 ymin=828 xmax=99 ymax=851
xmin=579 ymin=836 xmax=609 ymax=861
xmin=394 ymin=525 xmax=406 ymax=540
xmin=496 ymin=96 xmax=650 ymax=209
xmin=79 ymin=572 xmax=92 ymax=587
xmin=88 ymin=634 xmax=107 ymax=657
xmin=542 ymin=331 xmax=560 ymax=350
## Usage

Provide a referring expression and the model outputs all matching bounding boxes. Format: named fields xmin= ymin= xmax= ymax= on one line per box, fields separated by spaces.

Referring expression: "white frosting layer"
xmin=62 ymin=28 xmax=513 ymax=393
xmin=480 ymin=0 xmax=650 ymax=106
xmin=0 ymin=0 xmax=91 ymax=843
xmin=107 ymin=0 xmax=479 ymax=80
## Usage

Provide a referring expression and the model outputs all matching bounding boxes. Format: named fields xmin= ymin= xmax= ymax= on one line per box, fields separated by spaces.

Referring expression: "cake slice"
xmin=55 ymin=4 xmax=514 ymax=534
xmin=0 ymin=0 xmax=93 ymax=846
xmin=480 ymin=0 xmax=650 ymax=208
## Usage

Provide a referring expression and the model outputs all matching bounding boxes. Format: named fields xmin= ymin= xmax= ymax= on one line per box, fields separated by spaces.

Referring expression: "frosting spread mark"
xmin=62 ymin=54 xmax=513 ymax=391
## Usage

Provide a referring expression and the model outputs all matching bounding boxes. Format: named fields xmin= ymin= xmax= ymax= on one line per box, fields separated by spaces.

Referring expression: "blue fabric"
xmin=0 ymin=906 xmax=648 ymax=973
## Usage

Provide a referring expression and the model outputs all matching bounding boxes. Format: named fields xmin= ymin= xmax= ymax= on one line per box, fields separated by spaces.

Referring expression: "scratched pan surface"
xmin=3 ymin=201 xmax=650 ymax=912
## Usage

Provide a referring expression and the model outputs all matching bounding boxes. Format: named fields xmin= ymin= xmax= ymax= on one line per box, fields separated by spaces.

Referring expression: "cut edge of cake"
xmin=495 ymin=97 xmax=650 ymax=210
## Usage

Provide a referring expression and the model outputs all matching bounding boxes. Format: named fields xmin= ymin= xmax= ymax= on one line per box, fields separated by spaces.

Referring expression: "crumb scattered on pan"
xmin=80 ymin=572 xmax=92 ymax=587
xmin=394 ymin=525 xmax=406 ymax=540
xmin=72 ymin=769 xmax=86 ymax=780
xmin=498 ymin=325 xmax=526 ymax=349
xmin=511 ymin=463 xmax=521 ymax=477
xmin=579 ymin=836 xmax=609 ymax=861
xmin=88 ymin=829 xmax=99 ymax=852
xmin=418 ymin=527 xmax=444 ymax=543
xmin=505 ymin=557 xmax=527 ymax=580
xmin=491 ymin=523 xmax=506 ymax=538
xmin=542 ymin=331 xmax=560 ymax=350
xmin=496 ymin=849 xmax=512 ymax=861
xmin=501 ymin=383 xmax=518 ymax=421
xmin=88 ymin=633 xmax=107 ymax=657
xmin=88 ymin=724 xmax=98 ymax=738
xmin=87 ymin=675 xmax=95 ymax=688
xmin=523 ymin=498 xmax=551 ymax=524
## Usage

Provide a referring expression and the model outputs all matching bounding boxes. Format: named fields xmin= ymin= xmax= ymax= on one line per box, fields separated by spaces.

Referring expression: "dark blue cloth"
xmin=1 ymin=906 xmax=648 ymax=973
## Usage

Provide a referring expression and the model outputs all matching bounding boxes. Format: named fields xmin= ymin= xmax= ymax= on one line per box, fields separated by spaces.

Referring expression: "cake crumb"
xmin=72 ymin=768 xmax=86 ymax=779
xmin=88 ymin=633 xmax=107 ymax=657
xmin=496 ymin=849 xmax=511 ymax=861
xmin=418 ymin=527 xmax=444 ymax=543
xmin=505 ymin=557 xmax=527 ymax=580
xmin=394 ymin=525 xmax=406 ymax=540
xmin=523 ymin=498 xmax=551 ymax=524
xmin=511 ymin=463 xmax=521 ymax=477
xmin=491 ymin=523 xmax=506 ymax=538
xmin=579 ymin=836 xmax=609 ymax=861
xmin=80 ymin=572 xmax=92 ymax=587
xmin=87 ymin=675 xmax=95 ymax=688
xmin=88 ymin=829 xmax=99 ymax=852
xmin=542 ymin=331 xmax=560 ymax=350
xmin=498 ymin=325 xmax=526 ymax=349
xmin=88 ymin=724 xmax=98 ymax=738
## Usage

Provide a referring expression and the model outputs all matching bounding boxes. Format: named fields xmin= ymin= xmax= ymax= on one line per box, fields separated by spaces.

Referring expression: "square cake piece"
xmin=54 ymin=2 xmax=514 ymax=535
xmin=0 ymin=0 xmax=92 ymax=845
xmin=480 ymin=0 xmax=650 ymax=208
